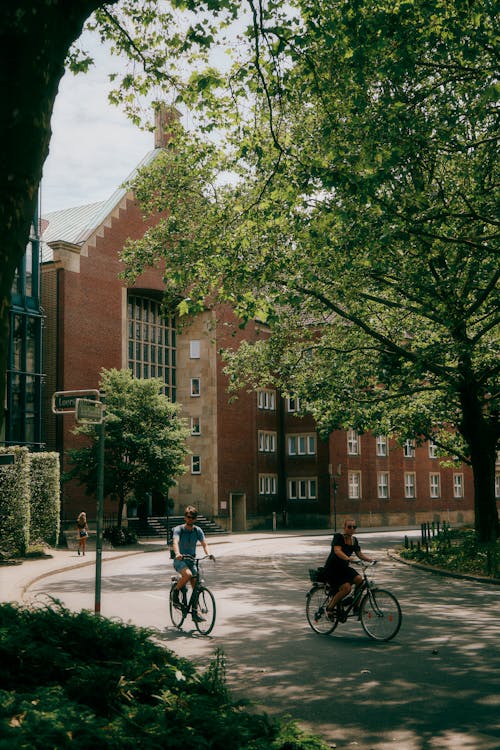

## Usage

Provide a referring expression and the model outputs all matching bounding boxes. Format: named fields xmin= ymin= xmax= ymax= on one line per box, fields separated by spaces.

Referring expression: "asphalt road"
xmin=28 ymin=530 xmax=500 ymax=750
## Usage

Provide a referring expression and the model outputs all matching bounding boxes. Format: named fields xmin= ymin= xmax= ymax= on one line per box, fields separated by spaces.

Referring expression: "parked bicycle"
xmin=169 ymin=555 xmax=216 ymax=635
xmin=306 ymin=560 xmax=402 ymax=641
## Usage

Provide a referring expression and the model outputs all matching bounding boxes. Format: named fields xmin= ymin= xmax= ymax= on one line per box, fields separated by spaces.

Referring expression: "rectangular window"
xmin=258 ymin=430 xmax=276 ymax=453
xmin=191 ymin=416 xmax=201 ymax=435
xmin=377 ymin=472 xmax=389 ymax=499
xmin=190 ymin=340 xmax=201 ymax=358
xmin=190 ymin=378 xmax=200 ymax=397
xmin=287 ymin=433 xmax=316 ymax=456
xmin=257 ymin=388 xmax=276 ymax=410
xmin=191 ymin=455 xmax=201 ymax=474
xmin=495 ymin=474 xmax=500 ymax=499
xmin=259 ymin=474 xmax=277 ymax=495
xmin=348 ymin=471 xmax=361 ymax=499
xmin=430 ymin=473 xmax=441 ymax=498
xmin=287 ymin=478 xmax=317 ymax=500
xmin=404 ymin=472 xmax=416 ymax=498
xmin=404 ymin=439 xmax=416 ymax=458
xmin=453 ymin=473 xmax=464 ymax=499
xmin=287 ymin=396 xmax=301 ymax=412
xmin=376 ymin=435 xmax=388 ymax=457
xmin=127 ymin=294 xmax=176 ymax=400
xmin=429 ymin=440 xmax=438 ymax=459
xmin=347 ymin=429 xmax=360 ymax=455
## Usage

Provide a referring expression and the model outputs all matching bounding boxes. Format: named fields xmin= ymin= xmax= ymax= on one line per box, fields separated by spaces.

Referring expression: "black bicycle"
xmin=169 ymin=555 xmax=216 ymax=635
xmin=306 ymin=560 xmax=402 ymax=641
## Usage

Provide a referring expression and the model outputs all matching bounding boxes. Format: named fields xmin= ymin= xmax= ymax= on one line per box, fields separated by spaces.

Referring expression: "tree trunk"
xmin=0 ymin=1 xmax=109 ymax=432
xmin=459 ymin=378 xmax=500 ymax=542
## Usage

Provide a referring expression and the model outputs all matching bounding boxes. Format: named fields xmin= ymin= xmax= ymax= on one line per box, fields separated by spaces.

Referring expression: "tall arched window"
xmin=127 ymin=294 xmax=176 ymax=400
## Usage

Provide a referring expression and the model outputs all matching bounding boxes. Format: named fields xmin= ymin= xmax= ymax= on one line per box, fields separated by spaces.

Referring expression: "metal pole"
xmin=333 ymin=479 xmax=337 ymax=532
xmin=94 ymin=420 xmax=105 ymax=614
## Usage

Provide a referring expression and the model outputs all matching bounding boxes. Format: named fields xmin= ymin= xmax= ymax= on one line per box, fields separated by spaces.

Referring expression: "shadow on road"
xmin=33 ymin=537 xmax=500 ymax=750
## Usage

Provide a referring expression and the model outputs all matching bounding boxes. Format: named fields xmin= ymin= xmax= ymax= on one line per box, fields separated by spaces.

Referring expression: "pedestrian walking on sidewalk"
xmin=76 ymin=511 xmax=89 ymax=556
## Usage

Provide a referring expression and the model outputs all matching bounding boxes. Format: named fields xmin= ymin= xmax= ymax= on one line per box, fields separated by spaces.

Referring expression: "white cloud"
xmin=41 ymin=37 xmax=154 ymax=214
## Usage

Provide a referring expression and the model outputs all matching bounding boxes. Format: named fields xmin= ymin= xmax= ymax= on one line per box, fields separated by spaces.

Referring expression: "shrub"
xmin=0 ymin=447 xmax=30 ymax=557
xmin=29 ymin=453 xmax=60 ymax=547
xmin=103 ymin=526 xmax=138 ymax=546
xmin=0 ymin=603 xmax=328 ymax=749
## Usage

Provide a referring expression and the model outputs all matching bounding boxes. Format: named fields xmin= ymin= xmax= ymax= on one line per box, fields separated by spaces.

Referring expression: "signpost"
xmin=75 ymin=398 xmax=105 ymax=424
xmin=52 ymin=389 xmax=99 ymax=414
xmin=52 ymin=388 xmax=105 ymax=614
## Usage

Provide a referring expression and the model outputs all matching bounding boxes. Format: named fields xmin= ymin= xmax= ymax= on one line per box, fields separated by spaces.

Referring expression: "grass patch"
xmin=0 ymin=602 xmax=329 ymax=749
xmin=399 ymin=527 xmax=500 ymax=578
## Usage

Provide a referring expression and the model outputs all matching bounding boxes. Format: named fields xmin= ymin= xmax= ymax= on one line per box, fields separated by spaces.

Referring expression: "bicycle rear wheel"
xmin=360 ymin=588 xmax=402 ymax=641
xmin=193 ymin=586 xmax=216 ymax=635
xmin=306 ymin=586 xmax=338 ymax=635
xmin=169 ymin=585 xmax=186 ymax=628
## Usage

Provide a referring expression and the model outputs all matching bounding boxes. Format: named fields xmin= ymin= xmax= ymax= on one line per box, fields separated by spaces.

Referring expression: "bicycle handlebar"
xmin=179 ymin=554 xmax=215 ymax=562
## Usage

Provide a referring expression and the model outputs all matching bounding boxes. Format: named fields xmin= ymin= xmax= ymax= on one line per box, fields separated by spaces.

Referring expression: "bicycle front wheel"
xmin=360 ymin=588 xmax=402 ymax=641
xmin=193 ymin=586 xmax=216 ymax=635
xmin=169 ymin=585 xmax=186 ymax=628
xmin=306 ymin=586 xmax=338 ymax=635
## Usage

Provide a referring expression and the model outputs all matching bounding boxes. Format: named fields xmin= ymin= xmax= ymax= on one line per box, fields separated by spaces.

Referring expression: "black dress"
xmin=324 ymin=533 xmax=361 ymax=590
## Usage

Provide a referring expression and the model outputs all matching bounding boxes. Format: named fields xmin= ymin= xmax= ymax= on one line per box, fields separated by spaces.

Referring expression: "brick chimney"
xmin=154 ymin=105 xmax=182 ymax=148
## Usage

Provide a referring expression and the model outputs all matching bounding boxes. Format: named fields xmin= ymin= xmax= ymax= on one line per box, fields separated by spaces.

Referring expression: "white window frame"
xmin=376 ymin=435 xmax=388 ymax=457
xmin=428 ymin=440 xmax=438 ymax=459
xmin=377 ymin=471 xmax=390 ymax=499
xmin=453 ymin=473 xmax=464 ymax=499
xmin=190 ymin=377 xmax=201 ymax=397
xmin=190 ymin=416 xmax=201 ymax=436
xmin=430 ymin=472 xmax=441 ymax=498
xmin=191 ymin=455 xmax=201 ymax=474
xmin=348 ymin=470 xmax=361 ymax=499
xmin=404 ymin=439 xmax=416 ymax=458
xmin=259 ymin=473 xmax=277 ymax=495
xmin=287 ymin=477 xmax=317 ymax=500
xmin=287 ymin=433 xmax=316 ymax=456
xmin=347 ymin=429 xmax=360 ymax=455
xmin=189 ymin=340 xmax=201 ymax=359
xmin=258 ymin=430 xmax=277 ymax=453
xmin=257 ymin=388 xmax=276 ymax=410
xmin=287 ymin=396 xmax=301 ymax=412
xmin=404 ymin=472 xmax=416 ymax=498
xmin=495 ymin=474 xmax=500 ymax=499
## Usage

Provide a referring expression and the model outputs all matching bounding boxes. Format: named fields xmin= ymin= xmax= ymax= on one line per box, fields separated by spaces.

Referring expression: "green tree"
xmin=121 ymin=0 xmax=499 ymax=541
xmin=65 ymin=368 xmax=189 ymax=527
xmin=0 ymin=0 xmax=234 ymax=433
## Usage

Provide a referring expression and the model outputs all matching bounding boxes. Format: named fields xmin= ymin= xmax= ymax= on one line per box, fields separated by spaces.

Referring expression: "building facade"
xmin=37 ymin=124 xmax=479 ymax=530
xmin=2 ymin=213 xmax=43 ymax=449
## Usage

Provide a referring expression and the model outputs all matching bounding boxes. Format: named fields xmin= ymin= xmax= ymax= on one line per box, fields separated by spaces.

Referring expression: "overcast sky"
xmin=40 ymin=38 xmax=156 ymax=216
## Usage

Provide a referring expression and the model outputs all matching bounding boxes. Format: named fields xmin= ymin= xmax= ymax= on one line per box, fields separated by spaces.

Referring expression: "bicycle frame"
xmin=170 ymin=555 xmax=216 ymax=635
xmin=306 ymin=560 xmax=402 ymax=641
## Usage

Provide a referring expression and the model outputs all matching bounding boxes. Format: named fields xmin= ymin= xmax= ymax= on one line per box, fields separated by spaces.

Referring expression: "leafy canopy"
xmin=121 ymin=0 xmax=499 ymax=463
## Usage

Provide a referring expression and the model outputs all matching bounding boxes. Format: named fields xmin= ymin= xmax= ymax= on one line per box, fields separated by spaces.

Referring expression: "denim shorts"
xmin=173 ymin=558 xmax=198 ymax=577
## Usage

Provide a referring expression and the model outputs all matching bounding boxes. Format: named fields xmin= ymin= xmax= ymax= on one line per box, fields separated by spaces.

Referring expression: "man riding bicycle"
xmin=171 ymin=505 xmax=215 ymax=621
xmin=324 ymin=518 xmax=374 ymax=618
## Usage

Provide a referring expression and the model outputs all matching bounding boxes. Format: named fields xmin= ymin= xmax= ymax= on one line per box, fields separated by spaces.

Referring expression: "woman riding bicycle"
xmin=324 ymin=518 xmax=374 ymax=618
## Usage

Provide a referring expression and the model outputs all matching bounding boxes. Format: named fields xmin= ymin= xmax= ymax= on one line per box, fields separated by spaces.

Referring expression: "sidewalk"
xmin=0 ymin=526 xmax=421 ymax=605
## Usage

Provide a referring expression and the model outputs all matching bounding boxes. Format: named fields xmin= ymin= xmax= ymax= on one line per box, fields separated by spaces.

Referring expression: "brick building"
xmin=39 ymin=117 xmax=477 ymax=531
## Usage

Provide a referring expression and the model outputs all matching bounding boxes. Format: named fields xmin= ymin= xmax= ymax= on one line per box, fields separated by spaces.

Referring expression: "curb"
xmin=388 ymin=552 xmax=500 ymax=585
xmin=19 ymin=549 xmax=148 ymax=601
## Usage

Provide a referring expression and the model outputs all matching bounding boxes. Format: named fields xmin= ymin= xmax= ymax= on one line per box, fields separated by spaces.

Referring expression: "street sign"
xmin=0 ymin=454 xmax=14 ymax=466
xmin=75 ymin=398 xmax=105 ymax=425
xmin=52 ymin=389 xmax=99 ymax=414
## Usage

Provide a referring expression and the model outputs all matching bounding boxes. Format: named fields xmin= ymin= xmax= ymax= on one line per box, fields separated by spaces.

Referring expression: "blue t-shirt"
xmin=173 ymin=523 xmax=205 ymax=557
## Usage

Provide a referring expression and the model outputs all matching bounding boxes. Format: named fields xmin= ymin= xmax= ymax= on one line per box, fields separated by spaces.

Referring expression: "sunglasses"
xmin=346 ymin=524 xmax=357 ymax=529
xmin=185 ymin=514 xmax=197 ymax=519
